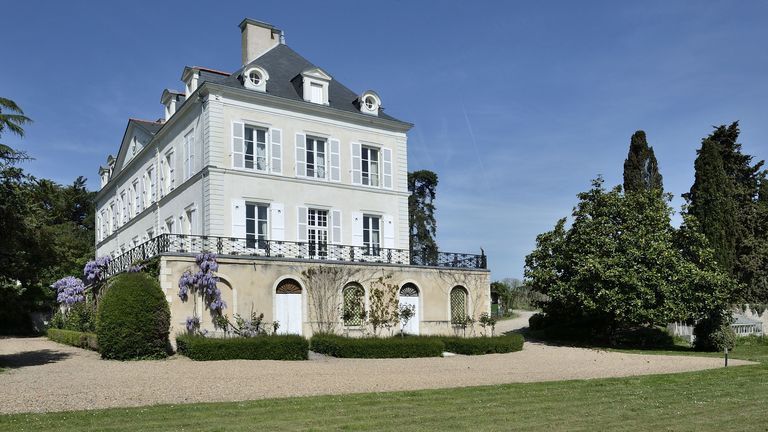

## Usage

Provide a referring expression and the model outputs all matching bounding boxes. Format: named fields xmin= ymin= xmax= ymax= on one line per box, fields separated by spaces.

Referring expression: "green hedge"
xmin=97 ymin=272 xmax=171 ymax=360
xmin=311 ymin=334 xmax=444 ymax=358
xmin=442 ymin=334 xmax=524 ymax=355
xmin=47 ymin=328 xmax=98 ymax=351
xmin=176 ymin=334 xmax=309 ymax=361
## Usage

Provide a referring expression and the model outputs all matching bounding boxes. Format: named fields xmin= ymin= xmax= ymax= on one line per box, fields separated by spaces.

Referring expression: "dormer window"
xmin=301 ymin=68 xmax=332 ymax=105
xmin=243 ymin=66 xmax=269 ymax=92
xmin=359 ymin=91 xmax=381 ymax=116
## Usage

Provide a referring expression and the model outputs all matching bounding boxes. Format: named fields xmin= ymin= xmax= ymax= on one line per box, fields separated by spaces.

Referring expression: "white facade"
xmin=95 ymin=20 xmax=412 ymax=258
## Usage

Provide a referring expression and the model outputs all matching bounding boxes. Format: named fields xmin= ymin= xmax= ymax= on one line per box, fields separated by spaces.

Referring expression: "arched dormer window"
xmin=359 ymin=90 xmax=381 ymax=116
xmin=243 ymin=66 xmax=269 ymax=92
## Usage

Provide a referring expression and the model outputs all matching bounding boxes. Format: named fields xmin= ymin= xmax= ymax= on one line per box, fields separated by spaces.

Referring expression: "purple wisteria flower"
xmin=51 ymin=276 xmax=86 ymax=305
xmin=83 ymin=256 xmax=112 ymax=285
xmin=177 ymin=253 xmax=226 ymax=318
xmin=127 ymin=264 xmax=145 ymax=273
xmin=185 ymin=316 xmax=200 ymax=332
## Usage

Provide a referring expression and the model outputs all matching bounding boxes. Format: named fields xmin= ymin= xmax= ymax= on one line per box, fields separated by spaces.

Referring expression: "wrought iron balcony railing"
xmin=105 ymin=233 xmax=487 ymax=277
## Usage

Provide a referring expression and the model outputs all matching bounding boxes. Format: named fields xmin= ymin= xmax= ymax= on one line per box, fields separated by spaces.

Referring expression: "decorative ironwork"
xmin=342 ymin=284 xmax=365 ymax=326
xmin=450 ymin=286 xmax=468 ymax=324
xmin=399 ymin=284 xmax=419 ymax=297
xmin=102 ymin=234 xmax=487 ymax=278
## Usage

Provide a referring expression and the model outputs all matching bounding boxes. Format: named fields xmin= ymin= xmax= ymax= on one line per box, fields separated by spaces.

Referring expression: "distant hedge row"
xmin=176 ymin=334 xmax=309 ymax=361
xmin=309 ymin=333 xmax=524 ymax=358
xmin=46 ymin=328 xmax=98 ymax=351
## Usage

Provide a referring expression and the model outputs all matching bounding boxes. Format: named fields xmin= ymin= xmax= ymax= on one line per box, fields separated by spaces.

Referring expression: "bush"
xmin=528 ymin=313 xmax=547 ymax=331
xmin=176 ymin=334 xmax=309 ymax=360
xmin=51 ymin=302 xmax=96 ymax=333
xmin=611 ymin=326 xmax=675 ymax=348
xmin=694 ymin=314 xmax=736 ymax=352
xmin=442 ymin=334 xmax=524 ymax=355
xmin=311 ymin=334 xmax=444 ymax=358
xmin=96 ymin=272 xmax=171 ymax=360
xmin=47 ymin=328 xmax=98 ymax=350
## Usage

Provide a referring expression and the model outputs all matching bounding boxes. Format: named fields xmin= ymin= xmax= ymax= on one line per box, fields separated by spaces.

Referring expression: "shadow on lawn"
xmin=509 ymin=327 xmax=696 ymax=353
xmin=0 ymin=349 xmax=71 ymax=369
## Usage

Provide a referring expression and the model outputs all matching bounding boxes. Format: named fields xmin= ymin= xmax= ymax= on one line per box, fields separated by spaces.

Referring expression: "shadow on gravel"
xmin=0 ymin=349 xmax=71 ymax=369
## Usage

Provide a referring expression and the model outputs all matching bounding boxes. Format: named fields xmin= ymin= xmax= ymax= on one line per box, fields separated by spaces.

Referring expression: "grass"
xmin=611 ymin=335 xmax=768 ymax=364
xmin=2 ymin=341 xmax=767 ymax=431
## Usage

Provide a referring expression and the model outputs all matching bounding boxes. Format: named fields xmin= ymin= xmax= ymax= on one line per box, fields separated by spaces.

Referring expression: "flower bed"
xmin=176 ymin=334 xmax=309 ymax=361
xmin=310 ymin=334 xmax=445 ymax=358
xmin=47 ymin=328 xmax=99 ymax=351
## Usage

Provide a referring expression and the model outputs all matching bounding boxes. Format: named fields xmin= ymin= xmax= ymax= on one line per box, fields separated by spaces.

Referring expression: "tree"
xmin=524 ymin=177 xmax=732 ymax=342
xmin=623 ymin=131 xmax=663 ymax=193
xmin=0 ymin=97 xmax=31 ymax=164
xmin=408 ymin=170 xmax=439 ymax=265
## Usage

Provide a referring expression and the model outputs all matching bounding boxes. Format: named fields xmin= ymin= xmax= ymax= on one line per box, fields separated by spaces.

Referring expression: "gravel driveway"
xmin=0 ymin=317 xmax=749 ymax=414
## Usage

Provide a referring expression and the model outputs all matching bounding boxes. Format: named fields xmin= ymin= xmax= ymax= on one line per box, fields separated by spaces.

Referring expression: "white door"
xmin=276 ymin=294 xmax=302 ymax=335
xmin=399 ymin=296 xmax=420 ymax=335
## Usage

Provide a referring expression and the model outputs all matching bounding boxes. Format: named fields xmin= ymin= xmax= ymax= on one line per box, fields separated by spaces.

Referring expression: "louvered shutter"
xmin=270 ymin=128 xmax=282 ymax=174
xmin=295 ymin=133 xmax=306 ymax=177
xmin=351 ymin=142 xmax=362 ymax=185
xmin=382 ymin=148 xmax=393 ymax=189
xmin=231 ymin=199 xmax=246 ymax=238
xmin=297 ymin=206 xmax=308 ymax=242
xmin=232 ymin=121 xmax=244 ymax=168
xmin=331 ymin=209 xmax=342 ymax=244
xmin=329 ymin=138 xmax=341 ymax=182
xmin=351 ymin=211 xmax=364 ymax=246
xmin=382 ymin=214 xmax=395 ymax=248
xmin=270 ymin=202 xmax=285 ymax=241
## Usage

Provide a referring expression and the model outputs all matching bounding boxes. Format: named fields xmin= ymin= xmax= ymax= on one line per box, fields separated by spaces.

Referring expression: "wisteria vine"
xmin=51 ymin=276 xmax=86 ymax=305
xmin=178 ymin=252 xmax=226 ymax=332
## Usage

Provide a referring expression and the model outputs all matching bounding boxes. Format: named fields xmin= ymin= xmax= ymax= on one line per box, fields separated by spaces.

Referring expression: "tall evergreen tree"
xmin=623 ymin=130 xmax=663 ymax=193
xmin=408 ymin=170 xmax=439 ymax=265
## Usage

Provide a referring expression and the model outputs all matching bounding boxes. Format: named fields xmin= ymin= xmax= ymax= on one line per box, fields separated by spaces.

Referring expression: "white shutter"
xmin=331 ymin=209 xmax=342 ymax=244
xmin=351 ymin=211 xmax=364 ymax=246
xmin=382 ymin=148 xmax=393 ymax=189
xmin=270 ymin=128 xmax=282 ymax=174
xmin=329 ymin=138 xmax=341 ymax=182
xmin=150 ymin=169 xmax=157 ymax=203
xmin=295 ymin=133 xmax=306 ymax=177
xmin=351 ymin=142 xmax=362 ymax=185
xmin=231 ymin=199 xmax=246 ymax=238
xmin=297 ymin=206 xmax=308 ymax=242
xmin=232 ymin=121 xmax=244 ymax=168
xmin=270 ymin=202 xmax=285 ymax=241
xmin=383 ymin=214 xmax=395 ymax=249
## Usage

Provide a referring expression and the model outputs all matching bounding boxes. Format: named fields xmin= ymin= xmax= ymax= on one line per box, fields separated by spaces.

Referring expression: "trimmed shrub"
xmin=612 ymin=326 xmax=674 ymax=348
xmin=97 ymin=272 xmax=171 ymax=360
xmin=442 ymin=334 xmax=524 ymax=355
xmin=528 ymin=313 xmax=547 ymax=330
xmin=694 ymin=314 xmax=736 ymax=352
xmin=176 ymin=334 xmax=309 ymax=360
xmin=311 ymin=334 xmax=444 ymax=358
xmin=47 ymin=328 xmax=98 ymax=351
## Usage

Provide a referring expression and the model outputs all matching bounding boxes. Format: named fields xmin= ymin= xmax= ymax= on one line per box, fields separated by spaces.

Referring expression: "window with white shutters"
xmin=246 ymin=202 xmax=269 ymax=249
xmin=305 ymin=137 xmax=326 ymax=179
xmin=363 ymin=215 xmax=381 ymax=255
xmin=244 ymin=126 xmax=268 ymax=171
xmin=270 ymin=128 xmax=282 ymax=174
xmin=361 ymin=146 xmax=380 ymax=187
xmin=184 ymin=130 xmax=195 ymax=180
xmin=307 ymin=208 xmax=328 ymax=256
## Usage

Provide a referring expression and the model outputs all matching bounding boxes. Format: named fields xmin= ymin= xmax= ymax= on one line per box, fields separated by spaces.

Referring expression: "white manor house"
xmin=94 ymin=18 xmax=490 ymax=337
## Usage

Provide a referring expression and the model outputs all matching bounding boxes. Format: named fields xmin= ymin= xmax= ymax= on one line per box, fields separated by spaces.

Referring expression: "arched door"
xmin=399 ymin=283 xmax=420 ymax=335
xmin=275 ymin=279 xmax=303 ymax=335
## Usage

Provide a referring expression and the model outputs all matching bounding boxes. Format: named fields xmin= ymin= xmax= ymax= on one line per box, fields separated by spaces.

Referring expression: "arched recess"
xmin=275 ymin=277 xmax=303 ymax=335
xmin=450 ymin=286 xmax=469 ymax=324
xmin=399 ymin=283 xmax=420 ymax=335
xmin=342 ymin=283 xmax=365 ymax=326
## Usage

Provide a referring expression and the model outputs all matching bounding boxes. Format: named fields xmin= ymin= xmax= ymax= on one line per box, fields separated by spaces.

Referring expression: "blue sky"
xmin=3 ymin=1 xmax=767 ymax=279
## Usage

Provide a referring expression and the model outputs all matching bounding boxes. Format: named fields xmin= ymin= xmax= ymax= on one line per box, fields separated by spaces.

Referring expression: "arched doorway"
xmin=275 ymin=278 xmax=303 ymax=335
xmin=399 ymin=283 xmax=420 ymax=335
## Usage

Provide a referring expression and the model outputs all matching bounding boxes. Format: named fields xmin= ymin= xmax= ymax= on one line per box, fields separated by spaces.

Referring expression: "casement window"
xmin=147 ymin=228 xmax=155 ymax=241
xmin=110 ymin=202 xmax=117 ymax=232
xmin=144 ymin=169 xmax=155 ymax=207
xmin=132 ymin=236 xmax=139 ymax=248
xmin=305 ymin=137 xmax=326 ymax=179
xmin=307 ymin=208 xmax=328 ymax=256
xmin=351 ymin=143 xmax=392 ymax=188
xmin=244 ymin=126 xmax=268 ymax=171
xmin=245 ymin=203 xmax=269 ymax=249
xmin=165 ymin=217 xmax=175 ymax=234
xmin=163 ymin=150 xmax=175 ymax=194
xmin=132 ymin=180 xmax=140 ymax=215
xmin=361 ymin=147 xmax=380 ymax=187
xmin=362 ymin=215 xmax=381 ymax=255
xmin=184 ymin=130 xmax=195 ymax=180
xmin=185 ymin=207 xmax=196 ymax=235
xmin=120 ymin=192 xmax=128 ymax=225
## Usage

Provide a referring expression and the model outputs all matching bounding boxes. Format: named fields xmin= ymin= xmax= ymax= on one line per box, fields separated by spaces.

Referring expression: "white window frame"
xmin=363 ymin=215 xmax=381 ymax=255
xmin=164 ymin=149 xmax=175 ymax=193
xmin=245 ymin=202 xmax=270 ymax=249
xmin=185 ymin=205 xmax=197 ymax=235
xmin=305 ymin=136 xmax=327 ymax=179
xmin=307 ymin=208 xmax=329 ymax=256
xmin=184 ymin=130 xmax=195 ymax=181
xmin=361 ymin=146 xmax=380 ymax=187
xmin=120 ymin=191 xmax=128 ymax=225
xmin=165 ymin=217 xmax=175 ymax=234
xmin=244 ymin=125 xmax=268 ymax=172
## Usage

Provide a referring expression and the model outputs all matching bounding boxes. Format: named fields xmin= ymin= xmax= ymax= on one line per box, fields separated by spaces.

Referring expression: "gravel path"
xmin=0 ymin=324 xmax=749 ymax=414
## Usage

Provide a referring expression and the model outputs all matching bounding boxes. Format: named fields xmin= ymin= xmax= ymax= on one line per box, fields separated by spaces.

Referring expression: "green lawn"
xmin=2 ymin=338 xmax=766 ymax=431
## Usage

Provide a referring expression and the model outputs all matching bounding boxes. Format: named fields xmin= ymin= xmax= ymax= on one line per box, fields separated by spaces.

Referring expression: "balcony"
xmin=106 ymin=233 xmax=487 ymax=277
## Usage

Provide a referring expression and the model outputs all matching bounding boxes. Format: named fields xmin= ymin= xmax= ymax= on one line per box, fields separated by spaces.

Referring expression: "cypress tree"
xmin=686 ymin=138 xmax=737 ymax=274
xmin=623 ymin=131 xmax=663 ymax=193
xmin=408 ymin=170 xmax=439 ymax=265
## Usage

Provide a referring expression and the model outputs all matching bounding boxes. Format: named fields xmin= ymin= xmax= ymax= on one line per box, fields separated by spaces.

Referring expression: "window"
xmin=132 ymin=180 xmax=140 ymax=215
xmin=361 ymin=147 xmax=380 ymax=186
xmin=165 ymin=217 xmax=175 ymax=234
xmin=307 ymin=209 xmax=328 ymax=257
xmin=245 ymin=203 xmax=269 ymax=249
xmin=184 ymin=130 xmax=195 ymax=180
xmin=363 ymin=215 xmax=380 ymax=255
xmin=132 ymin=236 xmax=139 ymax=248
xmin=306 ymin=137 xmax=326 ymax=179
xmin=450 ymin=286 xmax=468 ymax=324
xmin=110 ymin=202 xmax=117 ymax=232
xmin=146 ymin=228 xmax=154 ymax=240
xmin=309 ymin=82 xmax=323 ymax=104
xmin=245 ymin=126 xmax=267 ymax=171
xmin=185 ymin=208 xmax=196 ymax=235
xmin=249 ymin=70 xmax=262 ymax=86
xmin=120 ymin=192 xmax=128 ymax=225
xmin=342 ymin=284 xmax=365 ymax=326
xmin=164 ymin=150 xmax=175 ymax=193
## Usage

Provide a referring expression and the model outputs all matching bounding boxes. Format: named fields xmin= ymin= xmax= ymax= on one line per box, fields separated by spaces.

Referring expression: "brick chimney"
xmin=239 ymin=18 xmax=283 ymax=66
